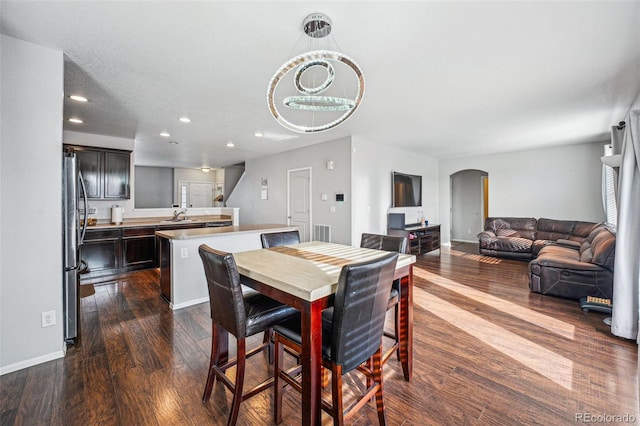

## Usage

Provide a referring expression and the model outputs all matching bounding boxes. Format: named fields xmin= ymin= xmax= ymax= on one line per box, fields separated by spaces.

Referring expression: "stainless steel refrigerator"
xmin=62 ymin=149 xmax=88 ymax=344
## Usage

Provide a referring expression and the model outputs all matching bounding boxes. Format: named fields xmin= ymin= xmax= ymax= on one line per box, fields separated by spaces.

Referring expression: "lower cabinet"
xmin=82 ymin=229 xmax=122 ymax=274
xmin=122 ymin=227 xmax=156 ymax=270
xmin=81 ymin=222 xmax=206 ymax=279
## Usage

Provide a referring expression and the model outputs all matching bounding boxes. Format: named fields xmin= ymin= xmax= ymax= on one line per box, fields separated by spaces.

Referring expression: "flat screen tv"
xmin=392 ymin=172 xmax=422 ymax=207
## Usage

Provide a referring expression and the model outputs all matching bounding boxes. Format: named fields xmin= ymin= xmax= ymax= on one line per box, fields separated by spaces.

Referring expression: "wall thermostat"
xmin=336 ymin=193 xmax=344 ymax=202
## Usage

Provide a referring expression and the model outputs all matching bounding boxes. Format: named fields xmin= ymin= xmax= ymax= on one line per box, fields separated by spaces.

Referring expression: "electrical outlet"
xmin=180 ymin=248 xmax=188 ymax=258
xmin=41 ymin=310 xmax=56 ymax=327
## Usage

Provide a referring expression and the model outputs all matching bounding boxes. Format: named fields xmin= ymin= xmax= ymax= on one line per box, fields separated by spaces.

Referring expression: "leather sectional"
xmin=477 ymin=217 xmax=616 ymax=300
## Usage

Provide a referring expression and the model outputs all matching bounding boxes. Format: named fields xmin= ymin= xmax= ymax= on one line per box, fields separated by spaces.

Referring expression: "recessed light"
xmin=254 ymin=132 xmax=264 ymax=137
xmin=69 ymin=95 xmax=88 ymax=102
xmin=68 ymin=118 xmax=83 ymax=124
xmin=160 ymin=132 xmax=170 ymax=137
xmin=169 ymin=140 xmax=179 ymax=145
xmin=179 ymin=117 xmax=191 ymax=123
xmin=226 ymin=142 xmax=235 ymax=148
xmin=201 ymin=167 xmax=211 ymax=173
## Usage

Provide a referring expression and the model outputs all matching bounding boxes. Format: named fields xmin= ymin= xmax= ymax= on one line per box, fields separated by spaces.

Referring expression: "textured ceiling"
xmin=1 ymin=1 xmax=639 ymax=169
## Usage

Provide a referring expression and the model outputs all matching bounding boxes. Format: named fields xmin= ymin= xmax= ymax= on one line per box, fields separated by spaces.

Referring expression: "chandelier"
xmin=267 ymin=13 xmax=365 ymax=133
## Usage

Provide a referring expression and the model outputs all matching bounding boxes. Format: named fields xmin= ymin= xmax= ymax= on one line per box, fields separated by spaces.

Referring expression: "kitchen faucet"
xmin=173 ymin=209 xmax=187 ymax=220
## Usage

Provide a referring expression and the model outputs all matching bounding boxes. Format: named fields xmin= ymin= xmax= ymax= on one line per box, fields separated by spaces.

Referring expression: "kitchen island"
xmin=156 ymin=223 xmax=298 ymax=309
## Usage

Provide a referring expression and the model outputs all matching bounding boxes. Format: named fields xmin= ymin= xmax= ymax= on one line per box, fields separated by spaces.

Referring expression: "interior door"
xmin=189 ymin=182 xmax=213 ymax=207
xmin=288 ymin=168 xmax=311 ymax=242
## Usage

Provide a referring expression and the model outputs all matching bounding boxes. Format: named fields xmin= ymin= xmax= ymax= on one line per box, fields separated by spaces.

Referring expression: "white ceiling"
xmin=2 ymin=1 xmax=639 ymax=169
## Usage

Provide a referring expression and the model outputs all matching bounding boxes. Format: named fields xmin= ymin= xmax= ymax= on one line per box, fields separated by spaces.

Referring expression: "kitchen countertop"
xmin=84 ymin=215 xmax=232 ymax=230
xmin=156 ymin=223 xmax=295 ymax=240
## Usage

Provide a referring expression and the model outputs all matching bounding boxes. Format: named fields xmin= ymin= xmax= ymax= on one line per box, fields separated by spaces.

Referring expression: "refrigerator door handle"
xmin=78 ymin=259 xmax=88 ymax=274
xmin=78 ymin=171 xmax=88 ymax=245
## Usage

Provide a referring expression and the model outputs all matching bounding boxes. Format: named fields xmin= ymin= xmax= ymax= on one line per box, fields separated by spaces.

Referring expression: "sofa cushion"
xmin=536 ymin=218 xmax=574 ymax=242
xmin=586 ymin=223 xmax=607 ymax=243
xmin=485 ymin=217 xmax=537 ymax=240
xmin=571 ymin=221 xmax=599 ymax=241
xmin=589 ymin=228 xmax=616 ymax=269
xmin=484 ymin=236 xmax=532 ymax=253
xmin=496 ymin=229 xmax=516 ymax=237
xmin=534 ymin=245 xmax=605 ymax=271
xmin=579 ymin=247 xmax=593 ymax=263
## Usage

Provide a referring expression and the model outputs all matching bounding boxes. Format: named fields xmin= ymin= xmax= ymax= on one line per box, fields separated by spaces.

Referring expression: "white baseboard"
xmin=451 ymin=239 xmax=478 ymax=243
xmin=0 ymin=348 xmax=65 ymax=376
xmin=171 ymin=296 xmax=209 ymax=310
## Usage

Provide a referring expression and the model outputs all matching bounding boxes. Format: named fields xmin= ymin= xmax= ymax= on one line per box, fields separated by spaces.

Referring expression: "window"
xmin=180 ymin=184 xmax=188 ymax=209
xmin=602 ymin=144 xmax=617 ymax=226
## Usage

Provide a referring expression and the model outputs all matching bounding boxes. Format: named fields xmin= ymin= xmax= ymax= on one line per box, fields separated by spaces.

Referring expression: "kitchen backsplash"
xmin=85 ymin=199 xmax=238 ymax=223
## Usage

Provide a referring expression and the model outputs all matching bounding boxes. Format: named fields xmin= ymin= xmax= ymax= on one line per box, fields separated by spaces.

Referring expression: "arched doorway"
xmin=450 ymin=169 xmax=489 ymax=242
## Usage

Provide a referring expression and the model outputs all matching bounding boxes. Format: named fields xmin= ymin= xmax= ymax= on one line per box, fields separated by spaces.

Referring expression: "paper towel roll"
xmin=111 ymin=206 xmax=123 ymax=224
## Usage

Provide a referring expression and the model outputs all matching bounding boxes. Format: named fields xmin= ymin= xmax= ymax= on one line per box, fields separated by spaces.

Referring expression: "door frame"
xmin=177 ymin=180 xmax=214 ymax=208
xmin=480 ymin=175 xmax=489 ymax=229
xmin=287 ymin=167 xmax=312 ymax=241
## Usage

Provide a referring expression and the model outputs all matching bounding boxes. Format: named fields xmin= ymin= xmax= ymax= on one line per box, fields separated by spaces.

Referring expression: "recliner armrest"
xmin=477 ymin=231 xmax=496 ymax=239
xmin=477 ymin=231 xmax=496 ymax=249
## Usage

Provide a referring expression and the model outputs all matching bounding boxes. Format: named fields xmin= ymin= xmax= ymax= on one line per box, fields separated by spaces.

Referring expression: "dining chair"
xmin=260 ymin=230 xmax=301 ymax=248
xmin=260 ymin=229 xmax=302 ymax=362
xmin=198 ymin=244 xmax=298 ymax=426
xmin=272 ymin=252 xmax=399 ymax=425
xmin=360 ymin=233 xmax=408 ymax=365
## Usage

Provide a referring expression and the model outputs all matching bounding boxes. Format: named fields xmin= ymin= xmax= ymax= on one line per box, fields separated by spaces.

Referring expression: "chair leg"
xmin=273 ymin=335 xmax=284 ymax=424
xmin=263 ymin=329 xmax=274 ymax=364
xmin=373 ymin=348 xmax=386 ymax=426
xmin=228 ymin=338 xmax=246 ymax=426
xmin=394 ymin=303 xmax=400 ymax=360
xmin=202 ymin=320 xmax=220 ymax=403
xmin=331 ymin=364 xmax=344 ymax=426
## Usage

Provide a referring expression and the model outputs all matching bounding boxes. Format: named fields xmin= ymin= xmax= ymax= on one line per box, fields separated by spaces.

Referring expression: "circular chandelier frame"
xmin=267 ymin=50 xmax=365 ymax=133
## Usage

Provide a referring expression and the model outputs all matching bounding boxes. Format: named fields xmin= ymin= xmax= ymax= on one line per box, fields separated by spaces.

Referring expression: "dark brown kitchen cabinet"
xmin=122 ymin=227 xmax=156 ymax=269
xmin=81 ymin=229 xmax=122 ymax=274
xmin=103 ymin=151 xmax=130 ymax=199
xmin=65 ymin=145 xmax=131 ymax=200
xmin=74 ymin=148 xmax=102 ymax=199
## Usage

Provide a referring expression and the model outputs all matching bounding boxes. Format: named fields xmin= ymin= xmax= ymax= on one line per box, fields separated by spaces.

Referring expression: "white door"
xmin=189 ymin=182 xmax=213 ymax=207
xmin=288 ymin=168 xmax=311 ymax=242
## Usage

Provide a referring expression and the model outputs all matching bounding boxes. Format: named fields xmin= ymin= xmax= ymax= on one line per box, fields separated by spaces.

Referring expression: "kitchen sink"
xmin=160 ymin=219 xmax=195 ymax=223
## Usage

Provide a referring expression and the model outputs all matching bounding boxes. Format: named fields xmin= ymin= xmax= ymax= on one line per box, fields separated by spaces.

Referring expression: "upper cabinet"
xmin=66 ymin=145 xmax=131 ymax=200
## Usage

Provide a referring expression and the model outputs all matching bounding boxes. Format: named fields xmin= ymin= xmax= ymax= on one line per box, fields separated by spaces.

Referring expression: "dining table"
xmin=231 ymin=241 xmax=416 ymax=426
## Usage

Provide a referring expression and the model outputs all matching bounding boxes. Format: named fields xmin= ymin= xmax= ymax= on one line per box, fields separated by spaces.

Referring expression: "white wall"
xmin=438 ymin=142 xmax=606 ymax=244
xmin=227 ymin=137 xmax=352 ymax=244
xmin=351 ymin=137 xmax=439 ymax=244
xmin=1 ymin=35 xmax=65 ymax=373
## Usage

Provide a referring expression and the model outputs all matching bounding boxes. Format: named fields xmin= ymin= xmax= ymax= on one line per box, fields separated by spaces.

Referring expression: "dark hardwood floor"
xmin=1 ymin=243 xmax=637 ymax=425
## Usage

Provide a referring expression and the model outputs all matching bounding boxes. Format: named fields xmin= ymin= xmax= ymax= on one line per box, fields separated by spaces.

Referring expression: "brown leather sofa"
xmin=529 ymin=225 xmax=615 ymax=300
xmin=477 ymin=217 xmax=599 ymax=260
xmin=477 ymin=217 xmax=615 ymax=300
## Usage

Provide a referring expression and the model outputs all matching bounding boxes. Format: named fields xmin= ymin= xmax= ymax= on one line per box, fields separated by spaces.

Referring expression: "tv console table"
xmin=389 ymin=224 xmax=441 ymax=255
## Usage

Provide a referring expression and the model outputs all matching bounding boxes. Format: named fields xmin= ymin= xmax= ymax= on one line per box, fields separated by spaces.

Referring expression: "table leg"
xmin=398 ymin=267 xmax=413 ymax=380
xmin=300 ymin=300 xmax=323 ymax=426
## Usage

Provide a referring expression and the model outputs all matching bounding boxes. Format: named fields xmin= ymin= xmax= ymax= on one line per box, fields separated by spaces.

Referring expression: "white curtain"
xmin=611 ymin=109 xmax=640 ymax=343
